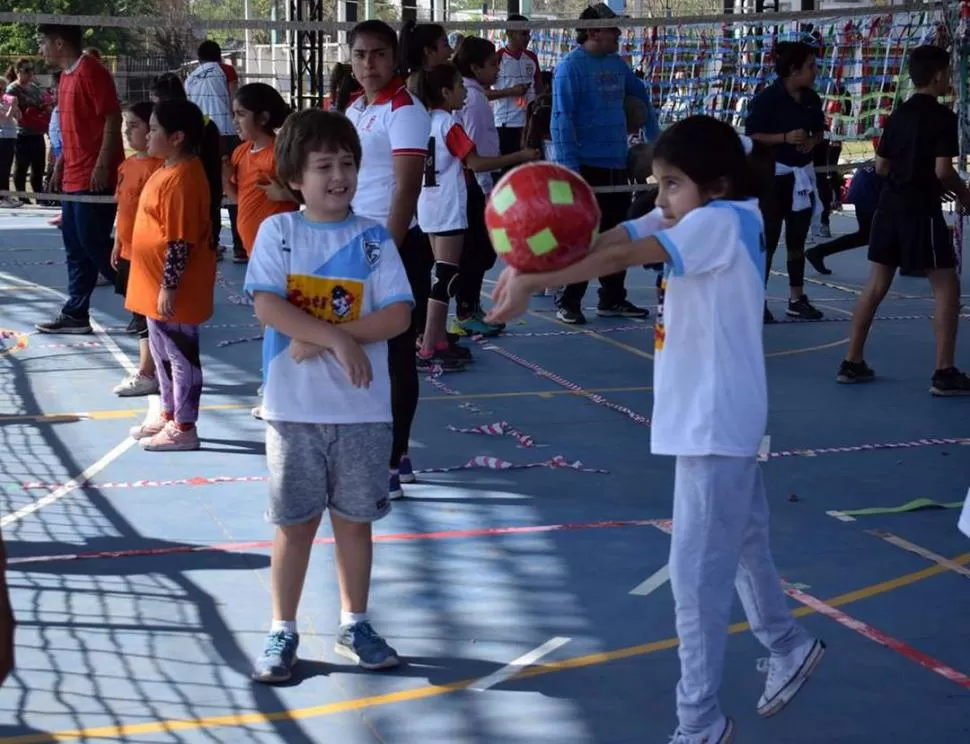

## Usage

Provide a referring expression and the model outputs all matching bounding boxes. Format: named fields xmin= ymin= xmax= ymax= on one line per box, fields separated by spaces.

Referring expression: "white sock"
xmin=340 ymin=611 xmax=368 ymax=627
xmin=270 ymin=619 xmax=297 ymax=634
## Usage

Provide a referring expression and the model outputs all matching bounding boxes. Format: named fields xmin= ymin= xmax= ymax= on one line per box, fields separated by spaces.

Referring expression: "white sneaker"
xmin=757 ymin=638 xmax=826 ymax=717
xmin=113 ymin=373 xmax=159 ymax=397
xmin=670 ymin=716 xmax=735 ymax=743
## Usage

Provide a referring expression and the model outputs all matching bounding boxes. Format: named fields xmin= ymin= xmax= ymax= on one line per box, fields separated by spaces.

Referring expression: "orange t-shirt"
xmin=231 ymin=139 xmax=298 ymax=255
xmin=115 ymin=155 xmax=164 ymax=259
xmin=126 ymin=157 xmax=215 ymax=325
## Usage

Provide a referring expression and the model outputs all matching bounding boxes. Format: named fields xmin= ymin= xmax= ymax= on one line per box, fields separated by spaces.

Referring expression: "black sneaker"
xmin=836 ymin=360 xmax=875 ymax=384
xmin=764 ymin=305 xmax=775 ymax=324
xmin=125 ymin=315 xmax=147 ymax=335
xmin=930 ymin=367 xmax=970 ymax=397
xmin=445 ymin=335 xmax=473 ymax=362
xmin=35 ymin=314 xmax=92 ymax=335
xmin=786 ymin=295 xmax=823 ymax=320
xmin=555 ymin=306 xmax=586 ymax=325
xmin=596 ymin=300 xmax=649 ymax=319
xmin=805 ymin=248 xmax=832 ymax=276
xmin=416 ymin=350 xmax=466 ymax=373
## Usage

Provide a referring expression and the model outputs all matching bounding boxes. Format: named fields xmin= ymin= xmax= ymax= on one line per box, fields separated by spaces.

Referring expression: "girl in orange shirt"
xmin=126 ymin=99 xmax=215 ymax=452
xmin=110 ymin=101 xmax=164 ymax=398
xmin=222 ymin=83 xmax=296 ymax=257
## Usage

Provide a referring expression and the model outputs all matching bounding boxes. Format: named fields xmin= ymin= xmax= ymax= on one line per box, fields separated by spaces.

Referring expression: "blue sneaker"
xmin=398 ymin=454 xmax=415 ymax=484
xmin=389 ymin=470 xmax=403 ymax=500
xmin=252 ymin=629 xmax=299 ymax=683
xmin=334 ymin=621 xmax=400 ymax=670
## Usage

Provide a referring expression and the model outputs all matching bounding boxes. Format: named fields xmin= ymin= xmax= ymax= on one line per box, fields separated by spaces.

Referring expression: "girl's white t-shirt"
xmin=417 ymin=109 xmax=476 ymax=234
xmin=621 ymin=199 xmax=768 ymax=458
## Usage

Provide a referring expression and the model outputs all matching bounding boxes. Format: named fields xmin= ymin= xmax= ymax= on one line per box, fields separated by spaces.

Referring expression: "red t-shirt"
xmin=58 ymin=55 xmax=124 ymax=192
xmin=219 ymin=62 xmax=238 ymax=88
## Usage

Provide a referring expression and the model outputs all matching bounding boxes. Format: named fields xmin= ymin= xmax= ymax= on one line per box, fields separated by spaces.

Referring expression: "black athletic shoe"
xmin=836 ymin=360 xmax=875 ymax=384
xmin=35 ymin=314 xmax=92 ymax=335
xmin=787 ymin=295 xmax=823 ymax=320
xmin=930 ymin=367 xmax=970 ymax=397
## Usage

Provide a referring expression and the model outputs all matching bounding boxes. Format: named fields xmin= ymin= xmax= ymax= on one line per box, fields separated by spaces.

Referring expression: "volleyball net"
xmin=0 ymin=2 xmax=966 ymax=207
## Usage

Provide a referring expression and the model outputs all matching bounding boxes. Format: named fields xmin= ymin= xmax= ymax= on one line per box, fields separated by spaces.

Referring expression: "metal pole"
xmin=244 ymin=0 xmax=251 ymax=76
xmin=402 ymin=0 xmax=417 ymax=22
xmin=507 ymin=0 xmax=519 ymax=15
xmin=364 ymin=0 xmax=373 ymax=18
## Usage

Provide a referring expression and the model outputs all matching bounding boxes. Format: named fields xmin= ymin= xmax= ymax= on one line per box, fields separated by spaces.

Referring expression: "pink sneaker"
xmin=141 ymin=422 xmax=200 ymax=452
xmin=130 ymin=417 xmax=170 ymax=440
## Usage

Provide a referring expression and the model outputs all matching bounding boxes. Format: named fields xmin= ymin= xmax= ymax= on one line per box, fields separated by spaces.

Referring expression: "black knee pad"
xmin=429 ymin=261 xmax=459 ymax=305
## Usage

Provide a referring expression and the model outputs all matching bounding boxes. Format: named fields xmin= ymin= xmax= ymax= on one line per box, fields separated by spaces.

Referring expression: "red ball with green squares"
xmin=485 ymin=162 xmax=602 ymax=273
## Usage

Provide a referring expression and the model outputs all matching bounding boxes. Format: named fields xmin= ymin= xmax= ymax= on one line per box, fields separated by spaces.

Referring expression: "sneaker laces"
xmin=263 ymin=630 xmax=292 ymax=656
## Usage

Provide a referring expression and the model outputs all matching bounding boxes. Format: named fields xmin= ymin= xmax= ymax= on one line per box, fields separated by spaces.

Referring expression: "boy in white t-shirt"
xmin=244 ymin=109 xmax=414 ymax=683
xmin=486 ymin=116 xmax=824 ymax=743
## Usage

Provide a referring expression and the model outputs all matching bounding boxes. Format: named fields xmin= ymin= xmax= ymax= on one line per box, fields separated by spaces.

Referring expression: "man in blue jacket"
xmin=551 ymin=2 xmax=660 ymax=325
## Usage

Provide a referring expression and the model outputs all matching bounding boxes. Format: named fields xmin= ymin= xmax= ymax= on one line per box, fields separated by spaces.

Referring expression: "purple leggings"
xmin=146 ymin=319 xmax=203 ymax=425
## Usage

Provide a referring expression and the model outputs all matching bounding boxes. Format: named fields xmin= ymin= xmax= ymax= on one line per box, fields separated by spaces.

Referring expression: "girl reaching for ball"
xmin=409 ymin=62 xmax=539 ymax=369
xmin=487 ymin=115 xmax=824 ymax=744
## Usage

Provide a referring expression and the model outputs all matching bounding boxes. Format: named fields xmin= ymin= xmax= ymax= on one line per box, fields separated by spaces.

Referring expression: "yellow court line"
xmin=0 ymin=386 xmax=656 ymax=425
xmin=7 ymin=552 xmax=968 ymax=743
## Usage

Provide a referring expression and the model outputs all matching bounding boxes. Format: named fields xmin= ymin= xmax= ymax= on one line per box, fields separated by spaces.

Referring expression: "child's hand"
xmin=289 ymin=339 xmax=325 ymax=363
xmin=518 ymin=148 xmax=541 ymax=163
xmin=331 ymin=333 xmax=372 ymax=388
xmin=258 ymin=177 xmax=294 ymax=202
xmin=485 ymin=267 xmax=535 ymax=325
xmin=110 ymin=243 xmax=121 ymax=270
xmin=157 ymin=288 xmax=176 ymax=319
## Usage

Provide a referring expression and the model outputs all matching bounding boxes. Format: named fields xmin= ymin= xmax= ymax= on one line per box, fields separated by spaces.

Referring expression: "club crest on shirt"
xmin=364 ymin=240 xmax=382 ymax=267
xmin=286 ymin=274 xmax=363 ymax=324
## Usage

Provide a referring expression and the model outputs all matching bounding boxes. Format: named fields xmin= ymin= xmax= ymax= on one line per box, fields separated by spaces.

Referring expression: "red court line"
xmin=647 ymin=522 xmax=970 ymax=690
xmin=7 ymin=518 xmax=670 ymax=567
xmin=784 ymin=584 xmax=970 ymax=689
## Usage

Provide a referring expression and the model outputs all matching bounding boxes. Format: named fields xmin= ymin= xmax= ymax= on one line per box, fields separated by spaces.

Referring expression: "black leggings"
xmin=0 ymin=139 xmax=14 ymax=193
xmin=455 ymin=176 xmax=496 ymax=316
xmin=811 ymin=208 xmax=873 ymax=259
xmin=14 ymin=134 xmax=45 ymax=200
xmin=763 ymin=173 xmax=813 ymax=289
xmin=388 ymin=227 xmax=433 ymax=468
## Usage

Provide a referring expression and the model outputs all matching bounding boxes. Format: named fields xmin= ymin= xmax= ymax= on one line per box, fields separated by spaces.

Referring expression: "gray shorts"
xmin=265 ymin=421 xmax=393 ymax=526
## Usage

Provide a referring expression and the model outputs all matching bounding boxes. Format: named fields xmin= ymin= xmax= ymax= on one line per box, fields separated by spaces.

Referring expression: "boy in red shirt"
xmin=35 ymin=24 xmax=124 ymax=335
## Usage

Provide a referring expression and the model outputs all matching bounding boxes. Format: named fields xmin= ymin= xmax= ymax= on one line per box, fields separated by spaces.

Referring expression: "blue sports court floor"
xmin=0 ymin=206 xmax=968 ymax=743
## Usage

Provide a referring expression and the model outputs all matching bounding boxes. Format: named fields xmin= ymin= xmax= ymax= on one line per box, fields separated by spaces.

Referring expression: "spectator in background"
xmin=4 ymin=58 xmax=49 ymax=205
xmin=45 ymin=70 xmax=62 ymax=225
xmin=35 ymin=23 xmax=124 ymax=335
xmin=0 ymin=90 xmax=19 ymax=208
xmin=185 ymin=39 xmax=242 ymax=261
xmin=550 ymin=2 xmax=658 ymax=325
xmin=492 ymin=15 xmax=544 ymax=156
xmin=745 ymin=40 xmax=825 ymax=323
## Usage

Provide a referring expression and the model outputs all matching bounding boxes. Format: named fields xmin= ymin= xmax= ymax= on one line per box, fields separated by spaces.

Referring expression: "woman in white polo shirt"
xmin=346 ymin=20 xmax=432 ymax=501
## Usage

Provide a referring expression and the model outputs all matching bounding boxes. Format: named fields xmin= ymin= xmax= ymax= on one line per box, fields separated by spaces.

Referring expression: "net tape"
xmin=0 ymin=2 xmax=964 ymax=204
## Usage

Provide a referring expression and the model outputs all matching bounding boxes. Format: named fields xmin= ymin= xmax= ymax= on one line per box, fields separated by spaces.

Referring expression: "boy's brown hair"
xmin=275 ymin=109 xmax=362 ymax=201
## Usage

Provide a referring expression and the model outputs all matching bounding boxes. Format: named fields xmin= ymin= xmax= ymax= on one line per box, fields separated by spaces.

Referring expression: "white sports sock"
xmin=270 ymin=619 xmax=297 ymax=634
xmin=340 ymin=611 xmax=368 ymax=627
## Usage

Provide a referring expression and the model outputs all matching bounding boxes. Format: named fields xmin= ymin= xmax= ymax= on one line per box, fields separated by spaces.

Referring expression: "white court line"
xmin=758 ymin=435 xmax=771 ymax=462
xmin=867 ymin=530 xmax=970 ymax=580
xmin=630 ymin=564 xmax=670 ymax=596
xmin=0 ymin=270 xmax=158 ymax=526
xmin=826 ymin=510 xmax=857 ymax=523
xmin=468 ymin=637 xmax=571 ymax=692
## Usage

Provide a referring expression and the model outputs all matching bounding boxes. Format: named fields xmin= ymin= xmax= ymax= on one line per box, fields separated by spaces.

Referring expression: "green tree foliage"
xmin=0 ymin=0 xmax=155 ymax=58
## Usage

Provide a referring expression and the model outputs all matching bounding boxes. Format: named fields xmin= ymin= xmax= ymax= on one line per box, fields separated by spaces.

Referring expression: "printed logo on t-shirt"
xmin=364 ymin=240 xmax=382 ymax=267
xmin=286 ymin=274 xmax=363 ymax=324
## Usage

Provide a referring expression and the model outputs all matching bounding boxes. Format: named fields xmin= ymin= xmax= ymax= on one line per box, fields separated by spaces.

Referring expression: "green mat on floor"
xmin=839 ymin=498 xmax=964 ymax=517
